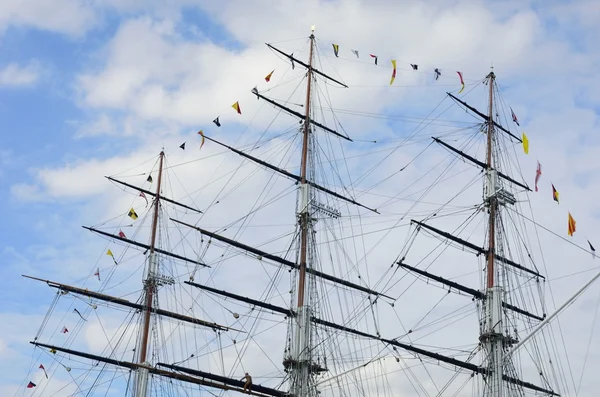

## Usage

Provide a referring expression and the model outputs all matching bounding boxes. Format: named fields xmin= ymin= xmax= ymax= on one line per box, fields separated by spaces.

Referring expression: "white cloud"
xmin=0 ymin=61 xmax=40 ymax=87
xmin=0 ymin=0 xmax=96 ymax=37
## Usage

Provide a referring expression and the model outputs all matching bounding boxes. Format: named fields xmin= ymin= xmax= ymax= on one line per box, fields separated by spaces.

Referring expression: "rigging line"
xmin=210 ymin=129 xmax=301 ymax=238
xmin=506 ymin=206 xmax=594 ymax=257
xmin=548 ymin=265 xmax=600 ymax=281
xmin=212 ymin=138 xmax=301 ymax=233
xmin=363 ymin=135 xmax=479 ymax=211
xmin=352 ymin=95 xmax=454 ymax=187
xmin=108 ymin=155 xmax=159 ymax=180
xmin=314 ymin=37 xmax=348 ymax=89
xmin=188 ymin=89 xmax=302 ymax=238
xmin=406 ymin=290 xmax=451 ymax=332
xmin=311 ymin=43 xmax=482 ymax=83
xmin=365 ymin=140 xmax=435 ymax=193
xmin=576 ymin=287 xmax=600 ymax=395
xmin=319 ymin=108 xmax=479 ymax=126
xmin=351 ymin=160 xmax=478 ymax=284
xmin=386 ymin=202 xmax=483 ymax=300
xmin=410 ymin=308 xmax=479 ymax=345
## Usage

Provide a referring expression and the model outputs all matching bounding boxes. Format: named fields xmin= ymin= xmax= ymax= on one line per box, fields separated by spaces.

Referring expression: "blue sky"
xmin=1 ymin=0 xmax=600 ymax=396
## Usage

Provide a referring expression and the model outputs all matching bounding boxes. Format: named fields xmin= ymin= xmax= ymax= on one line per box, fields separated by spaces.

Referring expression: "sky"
xmin=1 ymin=0 xmax=600 ymax=396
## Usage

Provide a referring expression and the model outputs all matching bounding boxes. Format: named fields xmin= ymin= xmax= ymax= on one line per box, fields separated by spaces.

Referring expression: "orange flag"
xmin=568 ymin=212 xmax=576 ymax=236
xmin=232 ymin=101 xmax=241 ymax=115
xmin=265 ymin=70 xmax=274 ymax=82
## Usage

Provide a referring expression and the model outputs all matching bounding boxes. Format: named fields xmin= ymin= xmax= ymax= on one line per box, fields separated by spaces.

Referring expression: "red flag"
xmin=118 ymin=230 xmax=126 ymax=238
xmin=61 ymin=326 xmax=69 ymax=334
xmin=27 ymin=381 xmax=36 ymax=388
xmin=94 ymin=268 xmax=100 ymax=281
xmin=39 ymin=364 xmax=48 ymax=378
xmin=369 ymin=54 xmax=378 ymax=65
xmin=534 ymin=161 xmax=542 ymax=192
xmin=456 ymin=71 xmax=465 ymax=94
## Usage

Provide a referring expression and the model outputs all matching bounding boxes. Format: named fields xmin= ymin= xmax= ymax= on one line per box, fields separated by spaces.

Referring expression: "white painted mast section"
xmin=291 ymin=24 xmax=316 ymax=397
xmin=505 ymin=268 xmax=600 ymax=358
xmin=482 ymin=71 xmax=504 ymax=397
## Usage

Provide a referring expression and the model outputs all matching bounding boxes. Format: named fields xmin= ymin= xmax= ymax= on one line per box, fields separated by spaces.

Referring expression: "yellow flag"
xmin=128 ymin=208 xmax=138 ymax=220
xmin=106 ymin=249 xmax=114 ymax=258
xmin=390 ymin=60 xmax=397 ymax=86
xmin=522 ymin=132 xmax=529 ymax=154
xmin=231 ymin=101 xmax=241 ymax=115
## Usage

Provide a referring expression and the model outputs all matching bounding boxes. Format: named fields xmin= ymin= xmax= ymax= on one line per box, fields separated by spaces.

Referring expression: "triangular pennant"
xmin=534 ymin=161 xmax=542 ymax=192
xmin=198 ymin=130 xmax=206 ymax=150
xmin=456 ymin=71 xmax=465 ymax=94
xmin=213 ymin=117 xmax=221 ymax=127
xmin=146 ymin=175 xmax=153 ymax=183
xmin=410 ymin=64 xmax=418 ymax=70
xmin=265 ymin=70 xmax=274 ymax=82
xmin=39 ymin=364 xmax=48 ymax=379
xmin=73 ymin=308 xmax=87 ymax=321
xmin=231 ymin=101 xmax=241 ymax=115
xmin=139 ymin=191 xmax=148 ymax=207
xmin=369 ymin=54 xmax=378 ymax=65
xmin=390 ymin=60 xmax=397 ymax=86
xmin=332 ymin=43 xmax=339 ymax=57
xmin=434 ymin=68 xmax=441 ymax=80
xmin=552 ymin=184 xmax=559 ymax=203
xmin=588 ymin=240 xmax=596 ymax=258
xmin=27 ymin=381 xmax=36 ymax=388
xmin=179 ymin=142 xmax=186 ymax=150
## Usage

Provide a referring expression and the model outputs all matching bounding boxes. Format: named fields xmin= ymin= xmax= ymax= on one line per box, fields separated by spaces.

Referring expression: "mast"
xmin=297 ymin=29 xmax=314 ymax=309
xmin=291 ymin=25 xmax=316 ymax=397
xmin=482 ymin=71 xmax=504 ymax=397
xmin=486 ymin=72 xmax=496 ymax=290
xmin=135 ymin=150 xmax=165 ymax=397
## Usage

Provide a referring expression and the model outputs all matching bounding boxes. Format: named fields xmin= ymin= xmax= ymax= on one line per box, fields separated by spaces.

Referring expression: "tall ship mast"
xmin=17 ymin=28 xmax=598 ymax=397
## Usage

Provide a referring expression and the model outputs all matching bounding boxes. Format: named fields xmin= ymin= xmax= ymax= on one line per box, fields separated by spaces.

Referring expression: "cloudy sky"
xmin=1 ymin=0 xmax=600 ymax=396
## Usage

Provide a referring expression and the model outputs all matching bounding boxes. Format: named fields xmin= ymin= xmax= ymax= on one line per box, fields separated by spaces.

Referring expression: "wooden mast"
xmin=486 ymin=72 xmax=496 ymax=289
xmin=139 ymin=150 xmax=164 ymax=364
xmin=296 ymin=32 xmax=315 ymax=308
